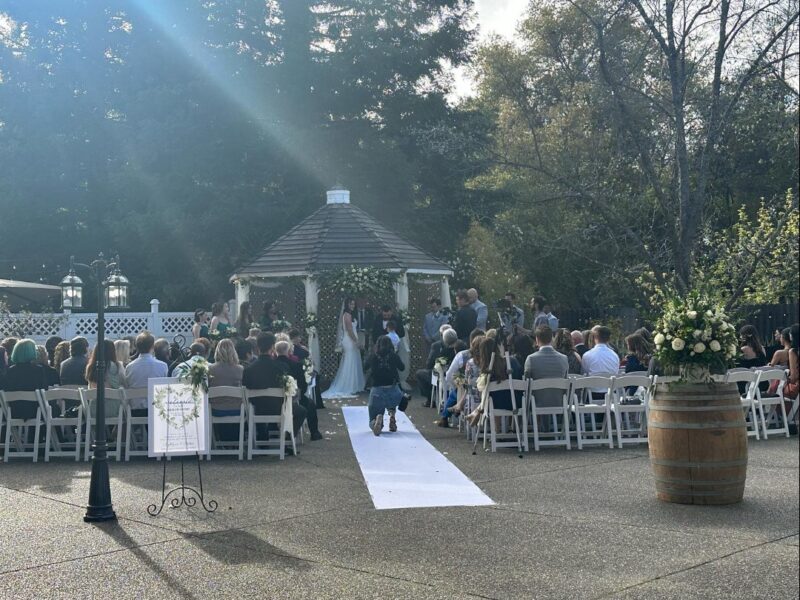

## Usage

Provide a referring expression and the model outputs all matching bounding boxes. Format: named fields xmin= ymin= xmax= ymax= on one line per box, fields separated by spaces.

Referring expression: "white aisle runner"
xmin=342 ymin=406 xmax=495 ymax=510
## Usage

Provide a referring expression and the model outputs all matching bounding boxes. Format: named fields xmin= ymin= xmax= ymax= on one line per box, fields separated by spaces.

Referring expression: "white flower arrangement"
xmin=653 ymin=291 xmax=738 ymax=375
xmin=316 ymin=266 xmax=399 ymax=296
xmin=302 ymin=358 xmax=314 ymax=384
xmin=282 ymin=374 xmax=298 ymax=399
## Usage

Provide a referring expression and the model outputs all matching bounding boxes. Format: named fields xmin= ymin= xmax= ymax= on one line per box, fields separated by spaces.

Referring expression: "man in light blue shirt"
xmin=543 ymin=304 xmax=559 ymax=331
xmin=124 ymin=332 xmax=168 ymax=412
xmin=422 ymin=297 xmax=450 ymax=355
xmin=467 ymin=288 xmax=488 ymax=331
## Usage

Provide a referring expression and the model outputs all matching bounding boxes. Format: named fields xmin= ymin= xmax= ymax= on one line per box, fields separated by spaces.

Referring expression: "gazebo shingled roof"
xmin=230 ymin=194 xmax=452 ymax=280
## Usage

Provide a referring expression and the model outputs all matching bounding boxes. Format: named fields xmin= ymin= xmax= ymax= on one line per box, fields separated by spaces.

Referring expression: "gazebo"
xmin=229 ymin=187 xmax=453 ymax=376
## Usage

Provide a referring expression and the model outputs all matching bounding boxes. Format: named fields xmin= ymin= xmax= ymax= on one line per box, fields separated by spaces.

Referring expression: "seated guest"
xmin=242 ymin=332 xmax=306 ymax=440
xmin=554 ymin=328 xmax=582 ymax=375
xmin=207 ymin=339 xmax=245 ymax=441
xmin=52 ymin=340 xmax=71 ymax=373
xmin=125 ymin=332 xmax=168 ymax=415
xmin=288 ymin=329 xmax=310 ymax=362
xmin=35 ymin=345 xmax=61 ymax=387
xmin=114 ymin=339 xmax=132 ymax=367
xmin=446 ymin=329 xmax=485 ymax=388
xmin=769 ymin=327 xmax=792 ymax=367
xmin=581 ymin=325 xmax=620 ymax=402
xmin=455 ymin=334 xmax=485 ymax=416
xmin=572 ymin=330 xmax=588 ymax=357
xmin=275 ymin=340 xmax=321 ymax=440
xmin=0 ymin=339 xmax=50 ymax=419
xmin=44 ymin=336 xmax=63 ymax=367
xmin=582 ymin=329 xmax=594 ymax=351
xmin=738 ymin=325 xmax=767 ymax=368
xmin=438 ymin=331 xmax=483 ymax=427
xmin=624 ymin=333 xmax=651 ymax=373
xmin=235 ymin=338 xmax=254 ymax=365
xmin=453 ymin=290 xmax=478 ymax=342
xmin=509 ymin=333 xmax=534 ymax=369
xmin=85 ymin=340 xmax=126 ymax=389
xmin=365 ymin=335 xmax=405 ymax=436
xmin=784 ymin=325 xmax=798 ymax=421
xmin=1 ymin=337 xmax=19 ymax=362
xmin=477 ymin=336 xmax=523 ymax=411
xmin=0 ymin=346 xmax=7 ymax=377
xmin=417 ymin=327 xmax=459 ymax=407
xmin=59 ymin=337 xmax=90 ymax=386
xmin=172 ymin=342 xmax=208 ymax=377
xmin=274 ymin=333 xmax=299 ymax=362
xmin=524 ymin=326 xmax=569 ymax=408
xmin=154 ymin=338 xmax=172 ymax=370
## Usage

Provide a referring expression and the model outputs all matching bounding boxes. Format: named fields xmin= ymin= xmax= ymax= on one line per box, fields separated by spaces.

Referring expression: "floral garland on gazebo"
xmin=315 ymin=266 xmax=400 ymax=296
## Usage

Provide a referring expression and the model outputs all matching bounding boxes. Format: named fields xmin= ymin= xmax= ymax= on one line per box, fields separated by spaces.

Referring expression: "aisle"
xmin=341 ymin=406 xmax=495 ymax=510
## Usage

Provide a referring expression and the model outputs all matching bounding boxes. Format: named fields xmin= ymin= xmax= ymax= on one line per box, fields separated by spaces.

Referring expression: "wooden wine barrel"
xmin=648 ymin=382 xmax=747 ymax=505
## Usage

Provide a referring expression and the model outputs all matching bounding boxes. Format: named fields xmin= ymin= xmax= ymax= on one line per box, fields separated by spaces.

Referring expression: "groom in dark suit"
xmin=371 ymin=305 xmax=406 ymax=349
xmin=354 ymin=297 xmax=375 ymax=352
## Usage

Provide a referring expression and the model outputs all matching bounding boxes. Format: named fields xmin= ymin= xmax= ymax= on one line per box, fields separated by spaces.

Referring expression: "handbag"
xmin=398 ymin=390 xmax=411 ymax=412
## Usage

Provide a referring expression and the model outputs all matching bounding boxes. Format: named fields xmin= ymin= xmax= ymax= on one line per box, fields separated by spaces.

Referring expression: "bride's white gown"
xmin=322 ymin=316 xmax=366 ymax=398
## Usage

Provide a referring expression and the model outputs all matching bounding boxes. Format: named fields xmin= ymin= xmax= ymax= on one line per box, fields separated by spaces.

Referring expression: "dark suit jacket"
xmin=0 ymin=363 xmax=50 ymax=419
xmin=453 ymin=306 xmax=478 ymax=341
xmin=59 ymin=354 xmax=88 ymax=386
xmin=276 ymin=355 xmax=307 ymax=397
xmin=575 ymin=343 xmax=588 ymax=357
xmin=425 ymin=341 xmax=456 ymax=370
xmin=293 ymin=345 xmax=310 ymax=362
xmin=372 ymin=316 xmax=406 ymax=343
xmin=243 ymin=355 xmax=289 ymax=391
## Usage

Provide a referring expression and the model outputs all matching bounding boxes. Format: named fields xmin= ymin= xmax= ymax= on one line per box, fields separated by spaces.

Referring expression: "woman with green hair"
xmin=0 ymin=338 xmax=50 ymax=419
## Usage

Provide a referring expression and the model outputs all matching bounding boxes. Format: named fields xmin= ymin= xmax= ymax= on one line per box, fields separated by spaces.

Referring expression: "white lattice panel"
xmin=74 ymin=316 xmax=150 ymax=337
xmin=0 ymin=315 xmax=65 ymax=338
xmin=161 ymin=314 xmax=194 ymax=335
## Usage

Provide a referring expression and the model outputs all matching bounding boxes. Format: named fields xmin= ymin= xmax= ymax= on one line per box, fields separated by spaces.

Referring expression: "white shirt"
xmin=387 ymin=331 xmax=400 ymax=351
xmin=581 ymin=343 xmax=620 ymax=397
xmin=445 ymin=349 xmax=471 ymax=387
xmin=124 ymin=353 xmax=168 ymax=409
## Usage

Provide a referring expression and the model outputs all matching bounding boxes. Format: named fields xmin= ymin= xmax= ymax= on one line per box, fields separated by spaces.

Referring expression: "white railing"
xmin=0 ymin=299 xmax=194 ymax=344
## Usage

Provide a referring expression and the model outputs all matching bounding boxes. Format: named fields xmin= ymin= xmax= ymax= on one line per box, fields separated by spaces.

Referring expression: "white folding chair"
xmin=39 ymin=388 xmax=83 ymax=462
xmin=80 ymin=388 xmax=125 ymax=461
xmin=753 ymin=369 xmax=790 ymax=439
xmin=484 ymin=379 xmax=525 ymax=453
xmin=245 ymin=388 xmax=297 ymax=460
xmin=610 ymin=374 xmax=651 ymax=447
xmin=207 ymin=386 xmax=247 ymax=460
xmin=434 ymin=366 xmax=447 ymax=413
xmin=123 ymin=387 xmax=149 ymax=460
xmin=0 ymin=391 xmax=44 ymax=462
xmin=526 ymin=378 xmax=572 ymax=451
xmin=570 ymin=376 xmax=615 ymax=449
xmin=724 ymin=370 xmax=760 ymax=439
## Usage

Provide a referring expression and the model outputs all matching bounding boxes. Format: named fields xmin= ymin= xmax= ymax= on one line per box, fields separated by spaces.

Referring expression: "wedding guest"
xmin=446 ymin=329 xmax=485 ymax=388
xmin=524 ymin=326 xmax=569 ymax=408
xmin=1 ymin=337 xmax=19 ymax=361
xmin=235 ymin=301 xmax=254 ymax=337
xmin=529 ymin=297 xmax=546 ymax=329
xmin=249 ymin=328 xmax=262 ymax=338
xmin=59 ymin=336 xmax=89 ymax=386
xmin=85 ymin=340 xmax=126 ymax=389
xmin=438 ymin=332 xmax=482 ymax=427
xmin=783 ymin=325 xmax=798 ymax=421
xmin=0 ymin=346 xmax=7 ymax=376
xmin=582 ymin=329 xmax=595 ymax=350
xmin=543 ymin=305 xmax=559 ymax=330
xmin=453 ymin=290 xmax=478 ymax=342
xmin=154 ymin=338 xmax=171 ymax=370
xmin=737 ymin=324 xmax=767 ymax=368
xmin=417 ymin=327 xmax=459 ymax=406
xmin=571 ymin=330 xmax=588 ymax=357
xmin=288 ymin=329 xmax=310 ymax=362
xmin=453 ymin=334 xmax=485 ymax=417
xmin=366 ymin=335 xmax=405 ymax=436
xmin=354 ymin=298 xmax=375 ymax=351
xmin=498 ymin=297 xmax=525 ymax=337
xmin=259 ymin=301 xmax=278 ymax=331
xmin=206 ymin=338 xmax=245 ymax=441
xmin=581 ymin=326 xmax=620 ymax=401
xmin=769 ymin=328 xmax=792 ymax=367
xmin=192 ymin=308 xmax=209 ymax=339
xmin=423 ymin=297 xmax=450 ymax=356
xmin=243 ymin=332 xmax=307 ymax=443
xmin=477 ymin=336 xmax=522 ymax=412
xmin=35 ymin=345 xmax=60 ymax=387
xmin=210 ymin=301 xmax=232 ymax=335
xmin=52 ymin=340 xmax=71 ymax=373
xmin=171 ymin=342 xmax=208 ymax=377
xmin=125 ymin=332 xmax=168 ymax=415
xmin=510 ymin=333 xmax=535 ymax=369
xmin=235 ymin=338 xmax=254 ymax=365
xmin=634 ymin=327 xmax=654 ymax=345
xmin=114 ymin=339 xmax=132 ymax=367
xmin=504 ymin=292 xmax=526 ymax=331
xmin=467 ymin=288 xmax=488 ymax=330
xmin=275 ymin=340 xmax=321 ymax=440
xmin=624 ymin=333 xmax=651 ymax=373
xmin=371 ymin=305 xmax=406 ymax=345
xmin=0 ymin=339 xmax=50 ymax=419
xmin=44 ymin=336 xmax=63 ymax=366
xmin=554 ymin=328 xmax=582 ymax=375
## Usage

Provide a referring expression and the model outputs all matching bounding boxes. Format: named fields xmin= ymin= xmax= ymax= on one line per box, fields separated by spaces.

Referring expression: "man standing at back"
xmin=524 ymin=326 xmax=569 ymax=408
xmin=243 ymin=332 xmax=307 ymax=441
xmin=125 ymin=331 xmax=168 ymax=415
xmin=422 ymin=297 xmax=449 ymax=358
xmin=467 ymin=288 xmax=488 ymax=330
xmin=453 ymin=290 xmax=478 ymax=342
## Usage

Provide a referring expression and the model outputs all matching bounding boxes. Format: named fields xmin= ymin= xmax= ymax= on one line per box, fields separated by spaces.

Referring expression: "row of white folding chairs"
xmin=0 ymin=386 xmax=300 ymax=462
xmin=723 ymin=368 xmax=792 ymax=440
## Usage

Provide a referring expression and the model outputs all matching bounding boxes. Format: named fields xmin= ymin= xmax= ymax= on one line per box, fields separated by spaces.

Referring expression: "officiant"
xmin=354 ymin=297 xmax=375 ymax=353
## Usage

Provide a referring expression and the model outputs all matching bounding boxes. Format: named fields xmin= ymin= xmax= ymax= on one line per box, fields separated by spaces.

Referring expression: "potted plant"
xmin=648 ymin=292 xmax=747 ymax=505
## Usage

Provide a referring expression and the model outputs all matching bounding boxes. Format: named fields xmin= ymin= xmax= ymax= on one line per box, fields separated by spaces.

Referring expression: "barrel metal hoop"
xmin=654 ymin=476 xmax=747 ymax=486
xmin=650 ymin=404 xmax=744 ymax=412
xmin=649 ymin=421 xmax=746 ymax=430
xmin=655 ymin=485 xmax=744 ymax=497
xmin=651 ymin=458 xmax=748 ymax=468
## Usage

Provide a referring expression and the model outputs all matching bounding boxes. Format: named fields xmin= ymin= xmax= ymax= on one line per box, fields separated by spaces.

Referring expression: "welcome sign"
xmin=148 ymin=378 xmax=209 ymax=456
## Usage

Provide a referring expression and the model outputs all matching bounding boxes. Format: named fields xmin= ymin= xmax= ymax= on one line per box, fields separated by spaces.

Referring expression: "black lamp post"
xmin=61 ymin=254 xmax=129 ymax=523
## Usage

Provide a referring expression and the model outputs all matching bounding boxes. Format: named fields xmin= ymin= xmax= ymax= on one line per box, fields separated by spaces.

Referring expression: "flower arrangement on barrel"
xmin=648 ymin=290 xmax=748 ymax=506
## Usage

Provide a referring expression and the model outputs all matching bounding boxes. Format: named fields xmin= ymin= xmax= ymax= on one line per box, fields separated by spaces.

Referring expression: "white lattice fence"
xmin=0 ymin=314 xmax=67 ymax=339
xmin=161 ymin=314 xmax=196 ymax=336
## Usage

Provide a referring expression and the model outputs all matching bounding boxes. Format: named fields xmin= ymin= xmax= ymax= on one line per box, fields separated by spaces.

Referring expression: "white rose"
xmin=728 ymin=344 xmax=737 ymax=356
xmin=654 ymin=333 xmax=665 ymax=345
xmin=687 ymin=311 xmax=698 ymax=319
xmin=706 ymin=310 xmax=714 ymax=317
xmin=710 ymin=340 xmax=721 ymax=352
xmin=693 ymin=342 xmax=706 ymax=354
xmin=693 ymin=329 xmax=702 ymax=339
xmin=672 ymin=338 xmax=685 ymax=351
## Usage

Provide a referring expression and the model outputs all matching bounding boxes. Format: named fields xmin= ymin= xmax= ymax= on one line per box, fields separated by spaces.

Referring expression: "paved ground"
xmin=0 ymin=396 xmax=797 ymax=599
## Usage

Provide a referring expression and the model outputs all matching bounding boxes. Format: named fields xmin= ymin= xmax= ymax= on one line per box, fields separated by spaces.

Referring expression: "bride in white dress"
xmin=322 ymin=298 xmax=366 ymax=399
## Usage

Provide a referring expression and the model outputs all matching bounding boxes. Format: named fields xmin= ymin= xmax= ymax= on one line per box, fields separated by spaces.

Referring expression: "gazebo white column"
xmin=439 ymin=277 xmax=451 ymax=308
xmin=303 ymin=277 xmax=321 ymax=370
xmin=235 ymin=279 xmax=250 ymax=307
xmin=394 ymin=272 xmax=411 ymax=390
xmin=394 ymin=272 xmax=409 ymax=310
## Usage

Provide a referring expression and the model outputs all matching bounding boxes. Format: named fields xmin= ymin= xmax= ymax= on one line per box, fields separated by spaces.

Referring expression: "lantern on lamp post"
xmin=60 ymin=258 xmax=84 ymax=310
